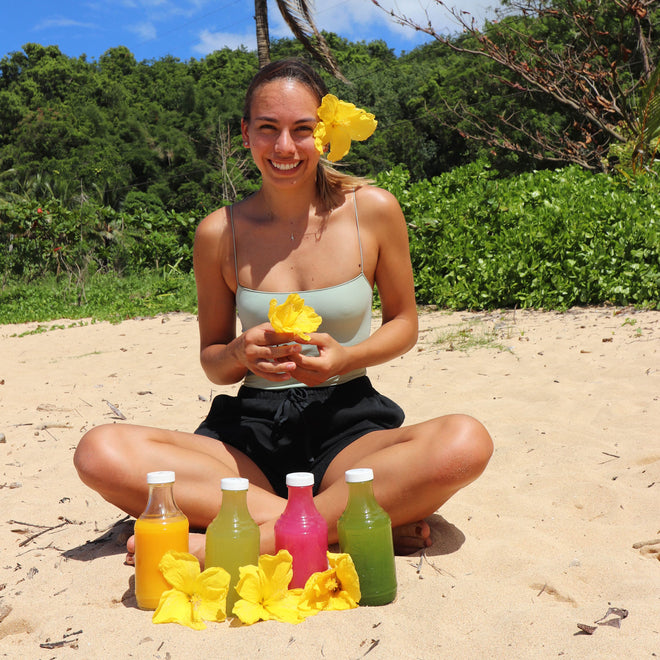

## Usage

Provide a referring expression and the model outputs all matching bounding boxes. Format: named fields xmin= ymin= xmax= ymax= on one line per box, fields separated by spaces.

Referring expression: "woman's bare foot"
xmin=125 ymin=532 xmax=206 ymax=567
xmin=392 ymin=520 xmax=432 ymax=555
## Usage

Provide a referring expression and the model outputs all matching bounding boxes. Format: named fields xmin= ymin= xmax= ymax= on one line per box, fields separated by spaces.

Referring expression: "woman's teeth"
xmin=271 ymin=161 xmax=299 ymax=171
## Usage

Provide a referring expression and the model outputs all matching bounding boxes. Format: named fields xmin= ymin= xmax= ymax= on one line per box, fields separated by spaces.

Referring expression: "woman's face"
xmin=241 ymin=79 xmax=321 ymax=187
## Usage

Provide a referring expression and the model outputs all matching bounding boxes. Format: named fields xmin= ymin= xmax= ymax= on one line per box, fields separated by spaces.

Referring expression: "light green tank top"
xmin=230 ymin=197 xmax=373 ymax=390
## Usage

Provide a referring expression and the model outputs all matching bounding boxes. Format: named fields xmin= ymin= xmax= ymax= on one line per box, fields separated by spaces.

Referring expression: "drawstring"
xmin=272 ymin=388 xmax=314 ymax=465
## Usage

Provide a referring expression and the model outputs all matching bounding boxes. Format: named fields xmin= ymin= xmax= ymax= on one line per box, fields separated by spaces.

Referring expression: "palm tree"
xmin=254 ymin=0 xmax=347 ymax=81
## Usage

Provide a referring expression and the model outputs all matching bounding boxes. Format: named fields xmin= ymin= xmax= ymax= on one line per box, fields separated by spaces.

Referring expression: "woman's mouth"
xmin=270 ymin=160 xmax=301 ymax=172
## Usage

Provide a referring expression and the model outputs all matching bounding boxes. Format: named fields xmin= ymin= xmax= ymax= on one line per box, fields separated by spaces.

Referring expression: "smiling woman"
xmin=73 ymin=57 xmax=493 ymax=574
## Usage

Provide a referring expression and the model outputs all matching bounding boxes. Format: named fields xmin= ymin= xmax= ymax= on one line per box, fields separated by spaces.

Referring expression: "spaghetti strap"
xmin=353 ymin=190 xmax=364 ymax=274
xmin=228 ymin=205 xmax=240 ymax=287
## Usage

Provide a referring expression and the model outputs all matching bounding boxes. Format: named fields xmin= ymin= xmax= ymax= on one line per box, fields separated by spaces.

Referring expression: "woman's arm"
xmin=291 ymin=186 xmax=418 ymax=385
xmin=344 ymin=185 xmax=419 ymax=364
xmin=194 ymin=209 xmax=247 ymax=385
xmin=194 ymin=209 xmax=302 ymax=385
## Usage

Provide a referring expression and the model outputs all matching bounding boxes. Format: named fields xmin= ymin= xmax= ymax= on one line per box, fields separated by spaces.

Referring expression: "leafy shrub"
xmin=377 ymin=161 xmax=660 ymax=310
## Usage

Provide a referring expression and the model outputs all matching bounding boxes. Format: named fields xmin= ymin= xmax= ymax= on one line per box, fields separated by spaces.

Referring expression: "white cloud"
xmin=192 ymin=28 xmax=256 ymax=55
xmin=129 ymin=21 xmax=158 ymax=41
xmin=35 ymin=17 xmax=98 ymax=31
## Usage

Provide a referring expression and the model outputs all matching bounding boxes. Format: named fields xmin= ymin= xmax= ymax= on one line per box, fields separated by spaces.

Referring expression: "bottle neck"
xmin=345 ymin=480 xmax=378 ymax=511
xmin=143 ymin=482 xmax=181 ymax=517
xmin=221 ymin=488 xmax=249 ymax=513
xmin=284 ymin=484 xmax=316 ymax=514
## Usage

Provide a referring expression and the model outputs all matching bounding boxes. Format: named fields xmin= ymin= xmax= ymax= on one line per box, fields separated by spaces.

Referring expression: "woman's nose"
xmin=274 ymin=129 xmax=295 ymax=154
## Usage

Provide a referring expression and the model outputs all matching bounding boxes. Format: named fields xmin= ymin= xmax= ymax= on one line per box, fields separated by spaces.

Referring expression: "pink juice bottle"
xmin=274 ymin=472 xmax=328 ymax=588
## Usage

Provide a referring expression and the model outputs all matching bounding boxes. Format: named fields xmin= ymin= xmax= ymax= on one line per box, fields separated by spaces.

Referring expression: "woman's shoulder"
xmin=195 ymin=204 xmax=232 ymax=240
xmin=355 ymin=184 xmax=400 ymax=209
xmin=354 ymin=185 xmax=405 ymax=224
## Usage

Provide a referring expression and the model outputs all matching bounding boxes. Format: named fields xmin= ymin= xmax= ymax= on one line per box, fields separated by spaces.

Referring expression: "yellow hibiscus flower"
xmin=313 ymin=94 xmax=377 ymax=162
xmin=232 ymin=550 xmax=312 ymax=625
xmin=298 ymin=552 xmax=361 ymax=613
xmin=268 ymin=293 xmax=322 ymax=341
xmin=152 ymin=550 xmax=230 ymax=630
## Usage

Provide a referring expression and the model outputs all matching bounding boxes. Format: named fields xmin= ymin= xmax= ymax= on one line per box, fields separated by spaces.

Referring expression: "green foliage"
xmin=377 ymin=161 xmax=660 ymax=310
xmin=0 ymin=198 xmax=199 ymax=282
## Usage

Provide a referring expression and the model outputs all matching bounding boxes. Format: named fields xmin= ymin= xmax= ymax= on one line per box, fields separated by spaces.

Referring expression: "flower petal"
xmin=194 ymin=567 xmax=230 ymax=622
xmin=327 ymin=128 xmax=352 ymax=163
xmin=328 ymin=552 xmax=361 ymax=603
xmin=235 ymin=564 xmax=263 ymax=604
xmin=313 ymin=123 xmax=327 ymax=154
xmin=232 ymin=598 xmax=271 ymax=625
xmin=153 ymin=588 xmax=206 ymax=630
xmin=258 ymin=550 xmax=294 ymax=599
xmin=266 ymin=590 xmax=309 ymax=624
xmin=159 ymin=550 xmax=201 ymax=593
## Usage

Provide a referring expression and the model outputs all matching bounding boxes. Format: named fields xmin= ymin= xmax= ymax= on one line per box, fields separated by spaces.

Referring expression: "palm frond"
xmin=275 ymin=0 xmax=348 ymax=82
xmin=633 ymin=63 xmax=660 ymax=172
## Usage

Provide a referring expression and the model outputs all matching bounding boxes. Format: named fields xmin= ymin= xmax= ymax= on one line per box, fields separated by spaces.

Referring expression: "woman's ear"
xmin=241 ymin=118 xmax=250 ymax=147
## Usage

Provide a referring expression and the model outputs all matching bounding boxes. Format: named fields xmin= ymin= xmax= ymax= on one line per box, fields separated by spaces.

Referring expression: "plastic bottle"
xmin=134 ymin=471 xmax=189 ymax=610
xmin=205 ymin=477 xmax=260 ymax=614
xmin=337 ymin=468 xmax=397 ymax=606
xmin=274 ymin=472 xmax=328 ymax=588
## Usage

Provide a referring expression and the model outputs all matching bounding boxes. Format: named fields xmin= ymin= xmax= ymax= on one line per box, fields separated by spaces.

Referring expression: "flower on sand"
xmin=268 ymin=293 xmax=322 ymax=341
xmin=152 ymin=550 xmax=230 ymax=630
xmin=298 ymin=552 xmax=361 ymax=613
xmin=232 ymin=550 xmax=309 ymax=625
xmin=313 ymin=94 xmax=377 ymax=162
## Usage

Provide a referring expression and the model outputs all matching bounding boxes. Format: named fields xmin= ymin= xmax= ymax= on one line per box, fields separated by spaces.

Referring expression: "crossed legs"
xmin=73 ymin=413 xmax=492 ymax=561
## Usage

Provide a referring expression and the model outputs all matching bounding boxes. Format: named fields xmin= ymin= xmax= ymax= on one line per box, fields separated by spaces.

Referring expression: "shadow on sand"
xmin=62 ymin=516 xmax=134 ymax=562
xmin=423 ymin=513 xmax=466 ymax=557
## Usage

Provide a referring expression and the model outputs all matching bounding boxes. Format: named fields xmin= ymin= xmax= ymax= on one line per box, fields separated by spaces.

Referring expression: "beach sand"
xmin=1 ymin=307 xmax=658 ymax=658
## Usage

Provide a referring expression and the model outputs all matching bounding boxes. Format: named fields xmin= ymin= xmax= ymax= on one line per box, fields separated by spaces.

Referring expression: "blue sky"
xmin=1 ymin=0 xmax=499 ymax=63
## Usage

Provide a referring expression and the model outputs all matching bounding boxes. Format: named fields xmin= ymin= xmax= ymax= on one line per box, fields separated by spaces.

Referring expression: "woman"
xmin=74 ymin=58 xmax=493 ymax=561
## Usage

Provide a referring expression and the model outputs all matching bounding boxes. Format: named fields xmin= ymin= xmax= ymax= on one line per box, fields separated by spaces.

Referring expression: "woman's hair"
xmin=243 ymin=58 xmax=371 ymax=209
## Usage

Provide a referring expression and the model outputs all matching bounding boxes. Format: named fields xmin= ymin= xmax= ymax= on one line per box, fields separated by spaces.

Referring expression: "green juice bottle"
xmin=205 ymin=478 xmax=260 ymax=615
xmin=337 ymin=468 xmax=397 ymax=606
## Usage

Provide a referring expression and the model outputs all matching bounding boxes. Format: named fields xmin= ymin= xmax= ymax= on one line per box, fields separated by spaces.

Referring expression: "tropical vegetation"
xmin=1 ymin=0 xmax=658 ymax=323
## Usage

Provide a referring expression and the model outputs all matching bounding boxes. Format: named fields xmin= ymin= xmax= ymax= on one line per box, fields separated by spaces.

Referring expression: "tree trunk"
xmin=255 ymin=0 xmax=270 ymax=68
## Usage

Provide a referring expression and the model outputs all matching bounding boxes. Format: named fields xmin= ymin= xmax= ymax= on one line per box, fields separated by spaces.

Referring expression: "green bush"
xmin=377 ymin=162 xmax=659 ymax=310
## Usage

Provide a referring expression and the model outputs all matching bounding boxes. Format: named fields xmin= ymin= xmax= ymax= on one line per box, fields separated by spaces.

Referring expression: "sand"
xmin=0 ymin=307 xmax=658 ymax=658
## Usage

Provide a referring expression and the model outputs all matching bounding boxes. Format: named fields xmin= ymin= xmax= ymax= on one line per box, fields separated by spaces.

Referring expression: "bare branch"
xmin=371 ymin=0 xmax=657 ymax=169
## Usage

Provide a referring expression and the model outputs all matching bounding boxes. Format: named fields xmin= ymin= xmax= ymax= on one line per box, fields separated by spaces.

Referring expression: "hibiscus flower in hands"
xmin=268 ymin=294 xmax=322 ymax=341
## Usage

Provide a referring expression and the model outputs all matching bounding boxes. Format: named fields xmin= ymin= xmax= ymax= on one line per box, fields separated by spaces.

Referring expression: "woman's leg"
xmin=73 ymin=423 xmax=287 ymax=553
xmin=314 ymin=414 xmax=493 ymax=554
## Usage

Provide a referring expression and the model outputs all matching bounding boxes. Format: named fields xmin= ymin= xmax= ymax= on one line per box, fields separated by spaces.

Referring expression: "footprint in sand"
xmin=633 ymin=538 xmax=660 ymax=561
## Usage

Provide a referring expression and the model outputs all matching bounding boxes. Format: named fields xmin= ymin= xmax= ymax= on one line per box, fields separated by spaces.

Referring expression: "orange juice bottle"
xmin=134 ymin=471 xmax=189 ymax=610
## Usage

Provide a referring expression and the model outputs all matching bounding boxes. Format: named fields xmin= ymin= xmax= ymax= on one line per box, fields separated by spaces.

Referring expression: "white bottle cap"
xmin=345 ymin=468 xmax=374 ymax=483
xmin=221 ymin=477 xmax=249 ymax=491
xmin=147 ymin=470 xmax=175 ymax=484
xmin=286 ymin=472 xmax=314 ymax=487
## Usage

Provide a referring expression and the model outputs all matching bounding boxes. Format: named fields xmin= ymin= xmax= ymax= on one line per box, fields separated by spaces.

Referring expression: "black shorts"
xmin=194 ymin=376 xmax=404 ymax=497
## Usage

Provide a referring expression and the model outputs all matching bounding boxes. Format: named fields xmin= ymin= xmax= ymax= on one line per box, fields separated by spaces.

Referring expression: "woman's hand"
xmin=288 ymin=333 xmax=350 ymax=386
xmin=233 ymin=323 xmax=302 ymax=382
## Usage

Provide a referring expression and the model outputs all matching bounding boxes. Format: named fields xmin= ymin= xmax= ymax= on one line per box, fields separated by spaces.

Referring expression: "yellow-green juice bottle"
xmin=205 ymin=478 xmax=260 ymax=614
xmin=337 ymin=468 xmax=397 ymax=606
